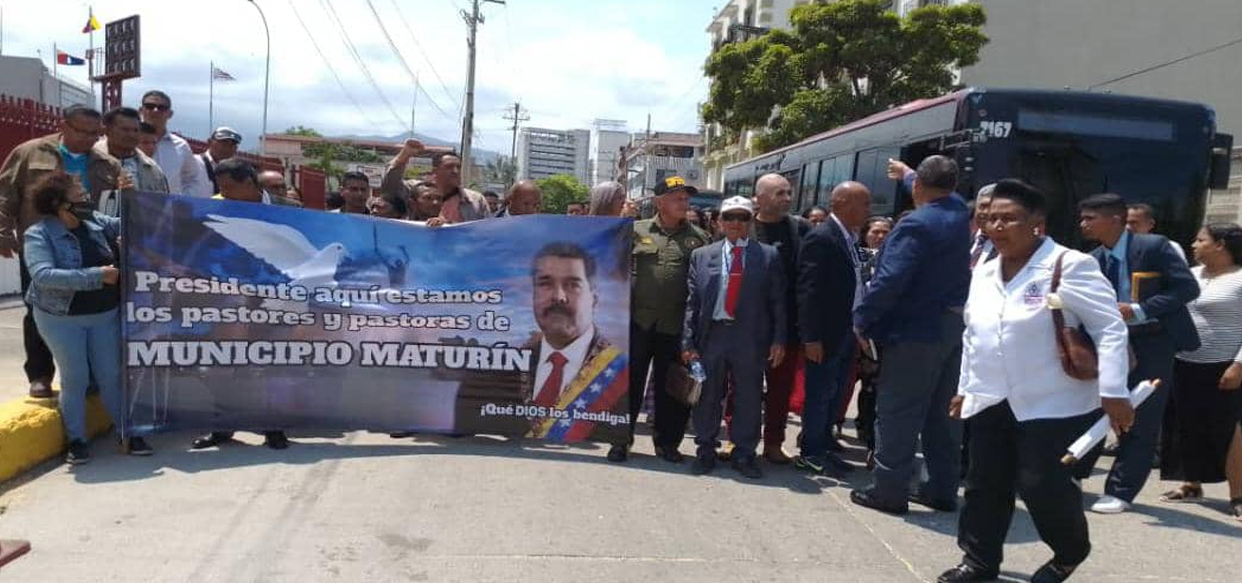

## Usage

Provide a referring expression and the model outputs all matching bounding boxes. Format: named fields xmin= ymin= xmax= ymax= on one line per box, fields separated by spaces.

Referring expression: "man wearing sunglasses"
xmin=0 ymin=104 xmax=124 ymax=399
xmin=139 ymin=90 xmax=210 ymax=197
xmin=682 ymin=196 xmax=787 ymax=479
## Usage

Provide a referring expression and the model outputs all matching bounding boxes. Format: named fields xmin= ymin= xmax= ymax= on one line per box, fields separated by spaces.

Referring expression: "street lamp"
xmin=247 ymin=0 xmax=270 ymax=155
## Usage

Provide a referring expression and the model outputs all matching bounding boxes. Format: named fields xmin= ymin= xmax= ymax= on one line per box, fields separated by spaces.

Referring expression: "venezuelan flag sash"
xmin=529 ymin=347 xmax=629 ymax=441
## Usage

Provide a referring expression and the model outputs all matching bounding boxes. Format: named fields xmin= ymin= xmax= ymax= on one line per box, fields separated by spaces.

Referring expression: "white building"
xmin=590 ymin=119 xmax=630 ymax=185
xmin=515 ymin=127 xmax=591 ymax=184
xmin=0 ymin=55 xmax=93 ymax=109
xmin=621 ymin=131 xmax=705 ymax=198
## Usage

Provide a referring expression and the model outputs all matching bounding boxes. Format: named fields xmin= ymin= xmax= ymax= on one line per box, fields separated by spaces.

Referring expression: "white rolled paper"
xmin=1061 ymin=380 xmax=1159 ymax=465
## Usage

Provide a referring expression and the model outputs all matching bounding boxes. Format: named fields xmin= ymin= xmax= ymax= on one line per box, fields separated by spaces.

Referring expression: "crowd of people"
xmin=2 ymin=90 xmax=1241 ymax=582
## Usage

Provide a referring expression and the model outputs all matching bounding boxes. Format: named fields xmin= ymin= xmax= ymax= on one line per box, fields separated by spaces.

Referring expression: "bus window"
xmin=796 ymin=163 xmax=818 ymax=210
xmin=780 ymin=169 xmax=801 ymax=203
xmin=855 ymin=147 xmax=900 ymax=216
xmin=817 ymin=158 xmax=836 ymax=207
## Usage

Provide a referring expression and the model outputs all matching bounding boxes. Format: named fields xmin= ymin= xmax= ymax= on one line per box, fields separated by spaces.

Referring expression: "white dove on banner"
xmin=203 ymin=214 xmax=348 ymax=307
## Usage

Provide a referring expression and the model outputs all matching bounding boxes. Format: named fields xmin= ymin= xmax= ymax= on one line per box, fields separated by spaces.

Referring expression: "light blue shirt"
xmin=713 ymin=238 xmax=748 ymax=321
xmin=58 ymin=143 xmax=90 ymax=193
xmin=1107 ymin=232 xmax=1147 ymax=323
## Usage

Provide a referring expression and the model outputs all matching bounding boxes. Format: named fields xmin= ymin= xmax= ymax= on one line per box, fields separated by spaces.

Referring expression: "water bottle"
xmin=689 ymin=360 xmax=707 ymax=384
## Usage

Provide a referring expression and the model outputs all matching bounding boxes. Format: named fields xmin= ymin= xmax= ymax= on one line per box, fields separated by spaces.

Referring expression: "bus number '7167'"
xmin=979 ymin=121 xmax=1013 ymax=138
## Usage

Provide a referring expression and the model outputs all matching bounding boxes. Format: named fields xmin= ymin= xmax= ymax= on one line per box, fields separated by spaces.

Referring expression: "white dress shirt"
xmin=958 ymin=237 xmax=1130 ymax=421
xmin=153 ymin=131 xmax=211 ymax=197
xmin=532 ymin=331 xmax=593 ymax=404
xmin=830 ymin=213 xmax=866 ymax=309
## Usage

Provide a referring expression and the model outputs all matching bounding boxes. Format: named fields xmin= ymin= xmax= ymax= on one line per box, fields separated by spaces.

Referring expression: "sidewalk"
xmin=0 ymin=301 xmax=30 ymax=404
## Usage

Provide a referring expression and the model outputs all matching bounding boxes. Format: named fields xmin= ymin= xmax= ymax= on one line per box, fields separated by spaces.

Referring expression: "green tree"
xmin=284 ymin=125 xmax=322 ymax=137
xmin=703 ymin=0 xmax=987 ymax=152
xmin=535 ymin=174 xmax=589 ymax=214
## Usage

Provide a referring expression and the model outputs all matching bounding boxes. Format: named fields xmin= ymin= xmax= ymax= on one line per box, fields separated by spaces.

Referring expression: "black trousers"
xmin=19 ymin=256 xmax=56 ymax=382
xmin=624 ymin=322 xmax=690 ymax=449
xmin=1073 ymin=333 xmax=1175 ymax=501
xmin=958 ymin=402 xmax=1094 ymax=572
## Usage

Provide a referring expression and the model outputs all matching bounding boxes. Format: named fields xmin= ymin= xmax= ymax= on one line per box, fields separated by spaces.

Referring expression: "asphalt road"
xmin=0 ymin=304 xmax=1238 ymax=581
xmin=1 ymin=425 xmax=1239 ymax=582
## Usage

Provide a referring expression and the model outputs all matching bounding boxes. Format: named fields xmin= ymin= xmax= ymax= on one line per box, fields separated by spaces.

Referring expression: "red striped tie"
xmin=725 ymin=245 xmax=744 ymax=318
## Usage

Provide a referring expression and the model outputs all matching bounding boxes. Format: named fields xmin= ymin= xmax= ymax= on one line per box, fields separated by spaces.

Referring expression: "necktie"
xmin=533 ymin=351 xmax=568 ymax=407
xmin=725 ymin=245 xmax=744 ymax=318
xmin=1104 ymin=254 xmax=1122 ymax=300
xmin=970 ymin=233 xmax=987 ymax=269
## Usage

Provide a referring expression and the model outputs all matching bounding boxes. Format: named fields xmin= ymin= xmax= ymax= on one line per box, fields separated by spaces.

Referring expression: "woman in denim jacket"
xmin=23 ymin=171 xmax=151 ymax=464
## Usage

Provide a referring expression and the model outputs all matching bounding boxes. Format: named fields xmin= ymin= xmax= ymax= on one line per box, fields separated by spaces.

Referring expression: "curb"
xmin=0 ymin=394 xmax=113 ymax=483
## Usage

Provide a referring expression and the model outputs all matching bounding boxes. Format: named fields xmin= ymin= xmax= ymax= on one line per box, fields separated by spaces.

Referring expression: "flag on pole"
xmin=211 ymin=66 xmax=237 ymax=81
xmin=82 ymin=15 xmax=101 ymax=34
xmin=56 ymin=50 xmax=86 ymax=66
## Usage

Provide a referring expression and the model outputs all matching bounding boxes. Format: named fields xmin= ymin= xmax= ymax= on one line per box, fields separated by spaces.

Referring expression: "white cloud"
xmin=0 ymin=0 xmax=712 ymax=151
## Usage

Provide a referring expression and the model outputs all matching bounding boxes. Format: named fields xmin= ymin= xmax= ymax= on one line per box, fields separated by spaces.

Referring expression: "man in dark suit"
xmin=851 ymin=156 xmax=972 ymax=515
xmin=1076 ymin=193 xmax=1200 ymax=514
xmin=682 ymin=196 xmax=786 ymax=478
xmin=796 ymin=181 xmax=871 ymax=476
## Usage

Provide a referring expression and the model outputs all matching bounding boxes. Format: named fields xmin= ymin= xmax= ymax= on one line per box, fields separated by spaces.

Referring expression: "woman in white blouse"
xmin=939 ymin=180 xmax=1133 ymax=583
xmin=1159 ymin=223 xmax=1242 ymax=519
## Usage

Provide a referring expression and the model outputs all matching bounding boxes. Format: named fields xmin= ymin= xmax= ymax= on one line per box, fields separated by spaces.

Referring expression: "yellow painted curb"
xmin=0 ymin=395 xmax=113 ymax=483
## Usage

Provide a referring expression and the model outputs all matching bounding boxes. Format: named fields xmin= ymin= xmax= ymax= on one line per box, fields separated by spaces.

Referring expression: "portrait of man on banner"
xmin=453 ymin=241 xmax=630 ymax=441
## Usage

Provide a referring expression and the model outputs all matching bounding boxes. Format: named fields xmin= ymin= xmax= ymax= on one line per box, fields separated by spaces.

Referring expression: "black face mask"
xmin=68 ymin=201 xmax=94 ymax=222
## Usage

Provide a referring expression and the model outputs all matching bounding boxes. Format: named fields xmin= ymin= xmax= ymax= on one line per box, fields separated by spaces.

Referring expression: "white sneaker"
xmin=1091 ymin=495 xmax=1131 ymax=514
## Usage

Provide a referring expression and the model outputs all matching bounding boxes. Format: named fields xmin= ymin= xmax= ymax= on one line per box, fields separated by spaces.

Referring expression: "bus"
xmin=723 ymin=88 xmax=1233 ymax=248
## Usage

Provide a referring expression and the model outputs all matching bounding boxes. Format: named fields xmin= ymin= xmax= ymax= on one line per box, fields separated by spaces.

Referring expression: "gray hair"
xmin=588 ymin=181 xmax=627 ymax=216
xmin=976 ymin=183 xmax=997 ymax=200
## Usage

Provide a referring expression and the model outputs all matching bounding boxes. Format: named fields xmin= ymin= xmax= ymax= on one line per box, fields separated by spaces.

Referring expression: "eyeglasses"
xmin=720 ymin=214 xmax=751 ymax=223
xmin=141 ymin=103 xmax=170 ymax=112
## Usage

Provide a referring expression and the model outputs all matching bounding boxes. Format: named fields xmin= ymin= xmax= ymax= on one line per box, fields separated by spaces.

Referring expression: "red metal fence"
xmin=0 ymin=96 xmax=62 ymax=162
xmin=0 ymin=94 xmax=325 ymax=209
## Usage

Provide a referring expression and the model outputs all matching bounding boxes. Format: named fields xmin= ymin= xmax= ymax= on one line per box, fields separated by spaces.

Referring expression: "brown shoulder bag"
xmin=1051 ymin=252 xmax=1100 ymax=380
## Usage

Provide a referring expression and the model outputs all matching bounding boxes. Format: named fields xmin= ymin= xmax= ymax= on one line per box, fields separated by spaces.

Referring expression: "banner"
xmin=122 ymin=192 xmax=632 ymax=443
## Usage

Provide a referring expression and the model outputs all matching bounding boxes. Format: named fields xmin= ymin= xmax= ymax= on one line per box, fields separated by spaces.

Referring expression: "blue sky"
xmin=1 ymin=0 xmax=718 ymax=152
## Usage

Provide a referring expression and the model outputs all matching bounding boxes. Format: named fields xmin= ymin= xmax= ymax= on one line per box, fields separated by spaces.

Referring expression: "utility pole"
xmin=641 ymin=113 xmax=652 ymax=196
xmin=502 ymin=102 xmax=529 ymax=159
xmin=460 ymin=0 xmax=505 ymax=185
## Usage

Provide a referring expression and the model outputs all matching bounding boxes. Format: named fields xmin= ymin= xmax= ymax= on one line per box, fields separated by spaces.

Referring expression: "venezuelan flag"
xmin=82 ymin=15 xmax=101 ymax=34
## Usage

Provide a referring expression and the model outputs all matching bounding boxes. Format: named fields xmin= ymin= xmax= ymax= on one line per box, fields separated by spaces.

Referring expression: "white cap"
xmin=719 ymin=196 xmax=755 ymax=216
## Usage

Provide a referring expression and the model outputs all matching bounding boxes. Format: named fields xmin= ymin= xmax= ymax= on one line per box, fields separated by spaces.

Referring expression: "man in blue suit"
xmin=682 ymin=196 xmax=787 ymax=479
xmin=851 ymin=155 xmax=972 ymax=515
xmin=1076 ymin=193 xmax=1200 ymax=514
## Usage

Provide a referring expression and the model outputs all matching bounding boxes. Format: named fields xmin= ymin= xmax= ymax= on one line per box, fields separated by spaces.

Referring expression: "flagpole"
xmin=88 ymin=6 xmax=96 ymax=103
xmin=209 ymin=61 xmax=214 ymax=134
xmin=52 ymin=43 xmax=58 ymax=104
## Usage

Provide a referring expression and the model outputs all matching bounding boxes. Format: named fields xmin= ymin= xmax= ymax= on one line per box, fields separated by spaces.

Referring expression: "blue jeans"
xmin=33 ymin=307 xmax=124 ymax=442
xmin=800 ymin=331 xmax=854 ymax=459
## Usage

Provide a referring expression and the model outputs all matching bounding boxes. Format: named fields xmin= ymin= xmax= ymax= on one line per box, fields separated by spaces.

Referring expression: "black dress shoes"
xmin=191 ymin=432 xmax=233 ymax=450
xmin=691 ymin=453 xmax=716 ymax=475
xmin=606 ymin=444 xmax=628 ymax=463
xmin=654 ymin=446 xmax=684 ymax=463
xmin=732 ymin=457 xmax=763 ymax=479
xmin=264 ymin=431 xmax=290 ymax=450
xmin=909 ymin=491 xmax=958 ymax=512
xmin=937 ymin=564 xmax=999 ymax=583
xmin=1031 ymin=561 xmax=1077 ymax=583
xmin=849 ymin=488 xmax=909 ymax=515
